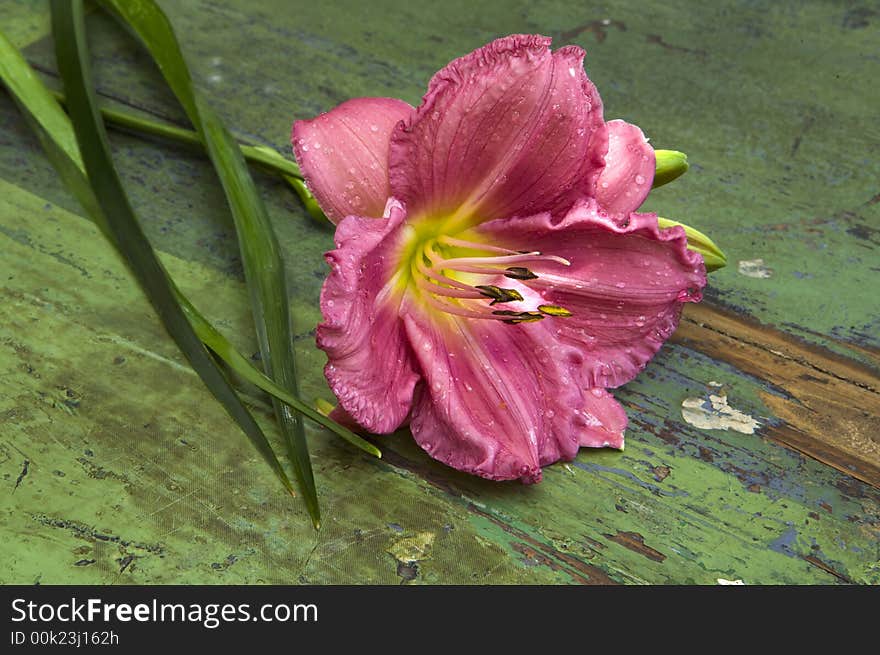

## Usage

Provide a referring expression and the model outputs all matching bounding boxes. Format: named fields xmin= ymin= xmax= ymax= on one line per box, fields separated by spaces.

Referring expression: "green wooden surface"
xmin=1 ymin=0 xmax=878 ymax=584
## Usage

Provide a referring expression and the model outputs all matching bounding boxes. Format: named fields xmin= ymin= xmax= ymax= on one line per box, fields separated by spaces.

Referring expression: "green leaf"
xmin=51 ymin=88 xmax=304 ymax=180
xmin=657 ymin=217 xmax=728 ymax=272
xmin=95 ymin=0 xmax=322 ymax=526
xmin=185 ymin=305 xmax=380 ymax=459
xmin=46 ymin=0 xmax=297 ymax=495
xmin=0 ymin=27 xmax=379 ymax=460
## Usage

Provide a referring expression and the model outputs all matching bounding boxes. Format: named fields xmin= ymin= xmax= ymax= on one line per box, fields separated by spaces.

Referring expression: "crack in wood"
xmin=790 ymin=114 xmax=815 ymax=157
xmin=377 ymin=448 xmax=616 ymax=583
xmin=645 ymin=33 xmax=708 ymax=59
xmin=604 ymin=530 xmax=667 ymax=563
xmin=560 ymin=19 xmax=627 ymax=43
xmin=13 ymin=459 xmax=29 ymax=493
xmin=470 ymin=503 xmax=618 ymax=584
xmin=801 ymin=554 xmax=853 ymax=584
xmin=30 ymin=514 xmax=165 ymax=555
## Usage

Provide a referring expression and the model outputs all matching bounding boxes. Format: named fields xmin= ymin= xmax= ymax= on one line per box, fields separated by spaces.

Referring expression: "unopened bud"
xmin=653 ymin=150 xmax=689 ymax=188
xmin=657 ymin=217 xmax=727 ymax=272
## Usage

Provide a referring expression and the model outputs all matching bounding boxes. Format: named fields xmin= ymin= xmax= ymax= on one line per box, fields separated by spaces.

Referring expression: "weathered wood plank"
xmin=1 ymin=0 xmax=878 ymax=584
xmin=3 ymin=179 xmax=878 ymax=584
xmin=674 ymin=303 xmax=880 ymax=487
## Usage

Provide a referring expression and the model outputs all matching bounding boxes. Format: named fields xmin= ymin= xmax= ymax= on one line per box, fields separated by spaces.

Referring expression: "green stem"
xmin=50 ymin=88 xmax=303 ymax=180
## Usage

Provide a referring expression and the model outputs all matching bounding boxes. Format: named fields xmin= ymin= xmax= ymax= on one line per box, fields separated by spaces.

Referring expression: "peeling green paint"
xmin=0 ymin=0 xmax=877 ymax=584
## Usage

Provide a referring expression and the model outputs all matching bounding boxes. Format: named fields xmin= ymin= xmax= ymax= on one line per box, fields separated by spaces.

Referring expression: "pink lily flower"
xmin=292 ymin=35 xmax=706 ymax=483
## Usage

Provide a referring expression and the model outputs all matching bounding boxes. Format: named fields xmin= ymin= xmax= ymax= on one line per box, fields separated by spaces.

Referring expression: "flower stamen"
xmin=432 ymin=252 xmax=570 ymax=270
xmin=537 ymin=304 xmax=573 ymax=317
xmin=408 ymin=234 xmax=574 ymax=323
xmin=435 ymin=235 xmax=522 ymax=255
xmin=504 ymin=266 xmax=539 ymax=280
xmin=474 ymin=285 xmax=525 ymax=305
xmin=492 ymin=310 xmax=545 ymax=324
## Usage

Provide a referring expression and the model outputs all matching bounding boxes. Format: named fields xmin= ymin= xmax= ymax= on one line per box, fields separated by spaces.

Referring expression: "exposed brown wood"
xmin=674 ymin=303 xmax=880 ymax=488
xmin=604 ymin=531 xmax=667 ymax=563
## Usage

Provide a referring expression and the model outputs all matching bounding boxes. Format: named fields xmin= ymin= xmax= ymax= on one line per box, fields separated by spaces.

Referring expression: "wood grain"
xmin=1 ymin=0 xmax=878 ymax=585
xmin=675 ymin=303 xmax=880 ymax=487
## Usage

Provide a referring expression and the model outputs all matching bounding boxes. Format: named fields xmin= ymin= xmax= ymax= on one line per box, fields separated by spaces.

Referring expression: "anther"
xmin=504 ymin=266 xmax=539 ymax=280
xmin=504 ymin=313 xmax=544 ymax=324
xmin=492 ymin=310 xmax=544 ymax=324
xmin=537 ymin=304 xmax=572 ymax=317
xmin=475 ymin=285 xmax=524 ymax=305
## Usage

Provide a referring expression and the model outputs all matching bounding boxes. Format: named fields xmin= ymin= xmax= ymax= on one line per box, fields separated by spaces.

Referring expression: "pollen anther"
xmin=475 ymin=285 xmax=524 ymax=305
xmin=537 ymin=304 xmax=573 ymax=317
xmin=504 ymin=266 xmax=539 ymax=280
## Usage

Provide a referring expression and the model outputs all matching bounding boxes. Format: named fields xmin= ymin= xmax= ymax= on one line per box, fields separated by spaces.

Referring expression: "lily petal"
xmin=473 ymin=199 xmax=706 ymax=388
xmin=317 ymin=200 xmax=419 ymax=432
xmin=595 ymin=119 xmax=655 ymax=216
xmin=389 ymin=34 xmax=607 ymax=224
xmin=578 ymin=388 xmax=627 ymax=450
xmin=402 ymin=308 xmax=626 ymax=484
xmin=292 ymin=97 xmax=413 ymax=223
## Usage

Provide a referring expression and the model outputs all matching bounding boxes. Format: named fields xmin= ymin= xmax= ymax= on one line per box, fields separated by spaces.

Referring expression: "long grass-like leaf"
xmin=96 ymin=0 xmax=321 ymax=526
xmin=47 ymin=0 xmax=300 ymax=496
xmin=0 ymin=28 xmax=379 ymax=459
xmin=50 ymin=88 xmax=303 ymax=179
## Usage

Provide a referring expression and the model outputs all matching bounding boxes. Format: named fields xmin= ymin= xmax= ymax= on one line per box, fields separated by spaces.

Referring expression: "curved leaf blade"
xmin=96 ymin=0 xmax=321 ymax=526
xmin=48 ymin=0 xmax=297 ymax=496
xmin=1 ymin=29 xmax=378 ymax=460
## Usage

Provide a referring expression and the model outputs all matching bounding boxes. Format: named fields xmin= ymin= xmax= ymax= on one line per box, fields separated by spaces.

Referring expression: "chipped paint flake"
xmin=386 ymin=531 xmax=435 ymax=563
xmin=717 ymin=578 xmax=745 ymax=585
xmin=737 ymin=258 xmax=773 ymax=278
xmin=681 ymin=394 xmax=760 ymax=434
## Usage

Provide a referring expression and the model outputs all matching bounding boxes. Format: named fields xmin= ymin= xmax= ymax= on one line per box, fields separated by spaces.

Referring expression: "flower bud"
xmin=653 ymin=150 xmax=689 ymax=188
xmin=657 ymin=217 xmax=727 ymax=271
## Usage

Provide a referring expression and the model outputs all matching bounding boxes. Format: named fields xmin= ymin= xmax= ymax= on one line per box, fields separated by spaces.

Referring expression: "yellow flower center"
xmin=391 ymin=221 xmax=572 ymax=323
